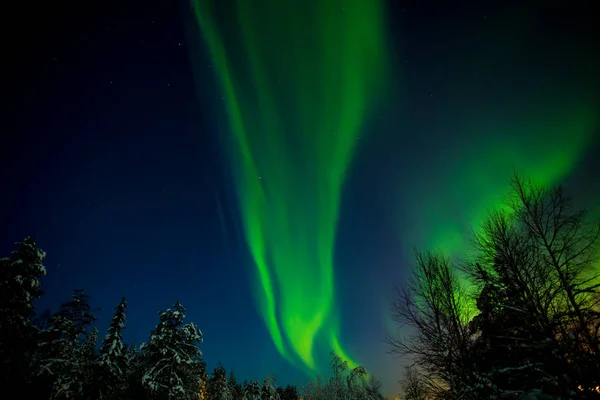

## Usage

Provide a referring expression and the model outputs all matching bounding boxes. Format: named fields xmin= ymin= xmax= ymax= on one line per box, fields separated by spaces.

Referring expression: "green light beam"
xmin=191 ymin=0 xmax=389 ymax=374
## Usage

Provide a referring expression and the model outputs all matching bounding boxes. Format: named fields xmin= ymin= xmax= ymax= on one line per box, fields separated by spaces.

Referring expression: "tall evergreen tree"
xmin=243 ymin=380 xmax=261 ymax=400
xmin=80 ymin=326 xmax=99 ymax=399
xmin=260 ymin=375 xmax=280 ymax=400
xmin=81 ymin=326 xmax=98 ymax=358
xmin=208 ymin=365 xmax=230 ymax=400
xmin=37 ymin=290 xmax=97 ymax=400
xmin=141 ymin=301 xmax=203 ymax=400
xmin=98 ymin=297 xmax=128 ymax=399
xmin=98 ymin=297 xmax=127 ymax=372
xmin=0 ymin=237 xmax=47 ymax=394
xmin=123 ymin=344 xmax=146 ymax=400
xmin=276 ymin=385 xmax=299 ymax=400
xmin=229 ymin=371 xmax=244 ymax=400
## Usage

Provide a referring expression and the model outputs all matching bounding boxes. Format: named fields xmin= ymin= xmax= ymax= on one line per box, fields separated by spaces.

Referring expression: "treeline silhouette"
xmin=0 ymin=242 xmax=383 ymax=400
xmin=389 ymin=176 xmax=600 ymax=400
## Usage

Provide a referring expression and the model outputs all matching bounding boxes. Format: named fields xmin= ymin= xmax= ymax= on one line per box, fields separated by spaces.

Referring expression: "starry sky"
xmin=3 ymin=0 xmax=599 ymax=397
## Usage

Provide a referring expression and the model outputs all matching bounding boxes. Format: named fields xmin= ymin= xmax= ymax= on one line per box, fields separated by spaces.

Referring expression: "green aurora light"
xmin=391 ymin=4 xmax=599 ymax=305
xmin=416 ymin=108 xmax=597 ymax=257
xmin=191 ymin=0 xmax=389 ymax=374
xmin=399 ymin=101 xmax=598 ymax=320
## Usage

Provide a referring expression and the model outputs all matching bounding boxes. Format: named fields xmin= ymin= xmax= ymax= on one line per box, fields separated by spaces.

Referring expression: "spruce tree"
xmin=0 ymin=237 xmax=47 ymax=393
xmin=98 ymin=297 xmax=128 ymax=399
xmin=123 ymin=344 xmax=145 ymax=400
xmin=55 ymin=289 xmax=96 ymax=342
xmin=260 ymin=375 xmax=280 ymax=400
xmin=81 ymin=326 xmax=98 ymax=358
xmin=141 ymin=301 xmax=203 ymax=400
xmin=80 ymin=326 xmax=99 ymax=399
xmin=208 ymin=365 xmax=230 ymax=400
xmin=37 ymin=290 xmax=97 ymax=400
xmin=277 ymin=385 xmax=299 ymax=400
xmin=243 ymin=380 xmax=261 ymax=400
xmin=229 ymin=370 xmax=244 ymax=400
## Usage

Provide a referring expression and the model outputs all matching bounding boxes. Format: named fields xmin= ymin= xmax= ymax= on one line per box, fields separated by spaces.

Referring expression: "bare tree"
xmin=401 ymin=366 xmax=429 ymax=400
xmin=464 ymin=175 xmax=600 ymax=396
xmin=509 ymin=176 xmax=600 ymax=392
xmin=511 ymin=177 xmax=600 ymax=343
xmin=387 ymin=251 xmax=476 ymax=399
xmin=465 ymin=208 xmax=567 ymax=397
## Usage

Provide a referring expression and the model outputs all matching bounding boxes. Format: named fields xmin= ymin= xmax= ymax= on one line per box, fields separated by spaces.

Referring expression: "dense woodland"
xmin=1 ymin=176 xmax=599 ymax=400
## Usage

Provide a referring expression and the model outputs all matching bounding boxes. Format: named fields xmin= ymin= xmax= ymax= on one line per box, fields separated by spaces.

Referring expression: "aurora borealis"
xmin=192 ymin=0 xmax=389 ymax=375
xmin=188 ymin=0 xmax=599 ymax=387
xmin=4 ymin=0 xmax=600 ymax=397
xmin=402 ymin=107 xmax=597 ymax=259
xmin=392 ymin=5 xmax=599 ymax=264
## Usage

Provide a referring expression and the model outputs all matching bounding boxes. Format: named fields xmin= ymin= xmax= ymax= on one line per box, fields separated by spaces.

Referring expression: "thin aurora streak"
xmin=191 ymin=0 xmax=389 ymax=375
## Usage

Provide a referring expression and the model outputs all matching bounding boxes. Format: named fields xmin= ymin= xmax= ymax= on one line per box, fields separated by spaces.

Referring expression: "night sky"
xmin=3 ymin=0 xmax=599 ymax=397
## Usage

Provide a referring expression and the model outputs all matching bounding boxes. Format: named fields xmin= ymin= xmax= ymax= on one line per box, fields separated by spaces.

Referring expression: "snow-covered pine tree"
xmin=80 ymin=326 xmax=99 ymax=398
xmin=228 ymin=371 xmax=244 ymax=400
xmin=98 ymin=297 xmax=127 ymax=372
xmin=122 ymin=344 xmax=146 ymax=400
xmin=141 ymin=301 xmax=203 ymax=400
xmin=277 ymin=385 xmax=299 ymax=400
xmin=97 ymin=297 xmax=128 ymax=399
xmin=243 ymin=380 xmax=261 ymax=400
xmin=82 ymin=326 xmax=98 ymax=358
xmin=57 ymin=289 xmax=97 ymax=342
xmin=208 ymin=365 xmax=230 ymax=400
xmin=260 ymin=375 xmax=280 ymax=400
xmin=37 ymin=290 xmax=97 ymax=400
xmin=0 ymin=237 xmax=47 ymax=392
xmin=123 ymin=343 xmax=143 ymax=375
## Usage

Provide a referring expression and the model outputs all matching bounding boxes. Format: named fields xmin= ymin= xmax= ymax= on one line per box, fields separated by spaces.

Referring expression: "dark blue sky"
xmin=3 ymin=0 xmax=361 ymax=387
xmin=3 ymin=0 xmax=284 ymax=382
xmin=3 ymin=0 xmax=599 ymax=397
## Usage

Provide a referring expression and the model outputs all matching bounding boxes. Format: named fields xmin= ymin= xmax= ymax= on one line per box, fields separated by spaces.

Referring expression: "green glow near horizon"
xmin=424 ymin=107 xmax=596 ymax=256
xmin=191 ymin=0 xmax=388 ymax=374
xmin=404 ymin=105 xmax=598 ymax=317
